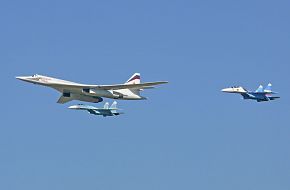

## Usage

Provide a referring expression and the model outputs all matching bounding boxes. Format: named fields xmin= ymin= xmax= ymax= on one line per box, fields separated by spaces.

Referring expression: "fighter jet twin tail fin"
xmin=255 ymin=83 xmax=273 ymax=93
xmin=103 ymin=101 xmax=118 ymax=109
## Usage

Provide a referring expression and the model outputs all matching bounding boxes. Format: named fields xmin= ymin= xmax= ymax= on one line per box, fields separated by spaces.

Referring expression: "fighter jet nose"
xmin=68 ymin=105 xmax=77 ymax=109
xmin=221 ymin=88 xmax=232 ymax=93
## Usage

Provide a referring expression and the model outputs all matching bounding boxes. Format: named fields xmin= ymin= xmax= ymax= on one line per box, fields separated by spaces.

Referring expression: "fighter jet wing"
xmin=91 ymin=109 xmax=113 ymax=115
xmin=92 ymin=81 xmax=168 ymax=90
xmin=254 ymin=91 xmax=276 ymax=95
xmin=87 ymin=110 xmax=97 ymax=114
xmin=92 ymin=108 xmax=119 ymax=111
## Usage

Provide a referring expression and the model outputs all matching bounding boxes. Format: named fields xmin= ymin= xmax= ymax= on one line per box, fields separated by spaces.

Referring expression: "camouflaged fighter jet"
xmin=68 ymin=101 xmax=123 ymax=117
xmin=16 ymin=73 xmax=168 ymax=104
xmin=221 ymin=83 xmax=280 ymax=102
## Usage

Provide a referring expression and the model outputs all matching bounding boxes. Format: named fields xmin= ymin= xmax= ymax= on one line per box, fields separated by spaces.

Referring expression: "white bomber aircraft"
xmin=16 ymin=73 xmax=168 ymax=104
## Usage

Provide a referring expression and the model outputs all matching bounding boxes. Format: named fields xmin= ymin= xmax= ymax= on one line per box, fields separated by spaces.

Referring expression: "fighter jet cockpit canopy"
xmin=230 ymin=86 xmax=248 ymax=91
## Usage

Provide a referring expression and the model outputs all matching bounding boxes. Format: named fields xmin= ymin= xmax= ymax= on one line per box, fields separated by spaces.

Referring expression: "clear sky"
xmin=1 ymin=0 xmax=290 ymax=189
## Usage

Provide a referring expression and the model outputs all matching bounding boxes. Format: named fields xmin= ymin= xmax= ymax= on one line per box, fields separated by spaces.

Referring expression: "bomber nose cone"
xmin=16 ymin=76 xmax=32 ymax=82
xmin=16 ymin=76 xmax=26 ymax=81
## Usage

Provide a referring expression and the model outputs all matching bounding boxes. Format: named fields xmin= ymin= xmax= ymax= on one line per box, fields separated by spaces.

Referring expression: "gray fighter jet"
xmin=68 ymin=101 xmax=123 ymax=117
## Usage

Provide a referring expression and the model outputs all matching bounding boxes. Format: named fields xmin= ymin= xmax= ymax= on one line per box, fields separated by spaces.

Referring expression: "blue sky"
xmin=1 ymin=0 xmax=290 ymax=189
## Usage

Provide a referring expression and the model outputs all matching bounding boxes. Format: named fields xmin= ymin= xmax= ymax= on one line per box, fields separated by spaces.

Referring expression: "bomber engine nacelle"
xmin=112 ymin=91 xmax=124 ymax=99
xmin=63 ymin=92 xmax=103 ymax=103
xmin=76 ymin=95 xmax=103 ymax=103
xmin=82 ymin=88 xmax=90 ymax=93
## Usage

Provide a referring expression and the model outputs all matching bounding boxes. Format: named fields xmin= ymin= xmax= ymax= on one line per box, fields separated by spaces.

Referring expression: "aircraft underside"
xmin=241 ymin=93 xmax=279 ymax=102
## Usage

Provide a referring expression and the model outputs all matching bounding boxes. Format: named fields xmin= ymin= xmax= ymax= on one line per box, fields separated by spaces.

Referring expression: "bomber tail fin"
xmin=125 ymin=73 xmax=141 ymax=85
xmin=125 ymin=73 xmax=141 ymax=96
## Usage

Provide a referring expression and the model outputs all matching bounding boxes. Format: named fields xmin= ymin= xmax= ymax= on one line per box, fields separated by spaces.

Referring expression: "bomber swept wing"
xmin=48 ymin=81 xmax=168 ymax=90
xmin=91 ymin=81 xmax=168 ymax=90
